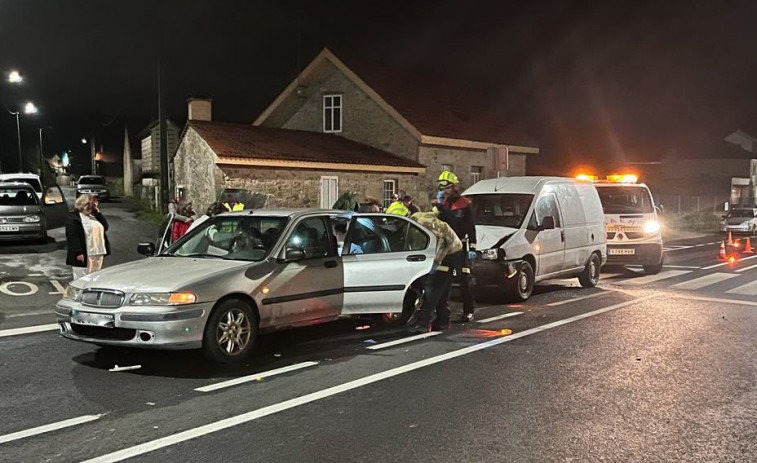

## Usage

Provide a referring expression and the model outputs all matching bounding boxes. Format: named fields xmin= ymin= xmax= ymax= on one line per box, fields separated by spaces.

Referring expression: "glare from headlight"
xmin=643 ymin=220 xmax=660 ymax=234
xmin=482 ymin=249 xmax=499 ymax=261
xmin=130 ymin=292 xmax=196 ymax=306
xmin=62 ymin=285 xmax=81 ymax=301
xmin=23 ymin=215 xmax=40 ymax=223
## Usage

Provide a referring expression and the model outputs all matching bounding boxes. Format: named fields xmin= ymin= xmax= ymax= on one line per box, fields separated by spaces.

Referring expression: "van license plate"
xmin=71 ymin=311 xmax=115 ymax=328
xmin=0 ymin=225 xmax=20 ymax=232
xmin=609 ymin=248 xmax=635 ymax=255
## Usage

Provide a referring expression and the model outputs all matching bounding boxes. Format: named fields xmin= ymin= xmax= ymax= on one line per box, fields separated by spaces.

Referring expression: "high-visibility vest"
xmin=223 ymin=202 xmax=245 ymax=212
xmin=386 ymin=201 xmax=409 ymax=216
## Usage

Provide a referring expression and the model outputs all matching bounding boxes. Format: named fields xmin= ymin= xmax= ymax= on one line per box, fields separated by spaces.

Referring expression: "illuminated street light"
xmin=24 ymin=102 xmax=38 ymax=114
xmin=81 ymin=138 xmax=87 ymax=144
xmin=8 ymin=70 xmax=22 ymax=83
xmin=9 ymin=101 xmax=39 ymax=171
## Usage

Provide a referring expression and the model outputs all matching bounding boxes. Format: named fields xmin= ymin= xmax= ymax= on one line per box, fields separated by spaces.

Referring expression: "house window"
xmin=323 ymin=94 xmax=342 ymax=133
xmin=471 ymin=166 xmax=484 ymax=184
xmin=441 ymin=163 xmax=452 ymax=173
xmin=383 ymin=180 xmax=396 ymax=209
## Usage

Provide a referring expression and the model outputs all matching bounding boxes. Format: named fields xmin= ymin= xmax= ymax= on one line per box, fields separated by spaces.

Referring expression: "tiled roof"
xmin=188 ymin=120 xmax=425 ymax=169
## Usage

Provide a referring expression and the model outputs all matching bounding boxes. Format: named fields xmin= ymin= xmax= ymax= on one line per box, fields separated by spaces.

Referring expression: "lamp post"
xmin=9 ymin=102 xmax=38 ymax=172
xmin=1 ymin=70 xmax=24 ymax=173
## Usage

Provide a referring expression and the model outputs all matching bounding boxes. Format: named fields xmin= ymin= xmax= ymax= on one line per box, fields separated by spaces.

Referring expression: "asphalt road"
xmin=1 ymin=216 xmax=755 ymax=462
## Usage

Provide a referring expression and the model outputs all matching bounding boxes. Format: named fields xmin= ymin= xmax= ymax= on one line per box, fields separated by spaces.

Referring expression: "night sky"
xmin=2 ymin=0 xmax=757 ymax=175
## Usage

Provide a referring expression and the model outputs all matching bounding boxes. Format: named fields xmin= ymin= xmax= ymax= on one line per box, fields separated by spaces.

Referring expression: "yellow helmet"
xmin=438 ymin=170 xmax=460 ymax=188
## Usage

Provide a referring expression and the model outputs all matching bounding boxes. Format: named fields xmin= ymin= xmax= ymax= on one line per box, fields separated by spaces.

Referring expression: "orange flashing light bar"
xmin=575 ymin=174 xmax=598 ymax=181
xmin=575 ymin=173 xmax=638 ymax=183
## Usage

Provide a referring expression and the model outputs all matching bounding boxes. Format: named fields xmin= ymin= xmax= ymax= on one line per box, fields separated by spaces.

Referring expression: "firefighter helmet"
xmin=438 ymin=170 xmax=460 ymax=188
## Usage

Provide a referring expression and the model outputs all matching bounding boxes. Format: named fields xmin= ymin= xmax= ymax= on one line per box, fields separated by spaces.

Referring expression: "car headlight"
xmin=62 ymin=285 xmax=82 ymax=301
xmin=129 ymin=292 xmax=197 ymax=306
xmin=482 ymin=248 xmax=500 ymax=261
xmin=23 ymin=215 xmax=40 ymax=223
xmin=643 ymin=220 xmax=660 ymax=234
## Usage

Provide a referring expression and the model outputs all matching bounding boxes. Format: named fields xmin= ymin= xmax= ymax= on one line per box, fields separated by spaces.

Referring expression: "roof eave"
xmin=215 ymin=156 xmax=425 ymax=174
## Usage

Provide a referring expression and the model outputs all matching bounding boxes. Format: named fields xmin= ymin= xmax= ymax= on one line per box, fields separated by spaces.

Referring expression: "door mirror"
xmin=539 ymin=216 xmax=556 ymax=231
xmin=284 ymin=247 xmax=306 ymax=261
xmin=137 ymin=242 xmax=156 ymax=256
xmin=655 ymin=204 xmax=664 ymax=216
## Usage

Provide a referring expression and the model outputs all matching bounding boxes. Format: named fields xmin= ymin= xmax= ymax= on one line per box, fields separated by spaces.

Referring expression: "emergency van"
xmin=463 ymin=177 xmax=607 ymax=301
xmin=582 ymin=174 xmax=664 ymax=274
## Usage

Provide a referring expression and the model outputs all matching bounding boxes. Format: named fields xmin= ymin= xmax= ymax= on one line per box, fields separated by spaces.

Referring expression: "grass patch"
xmin=663 ymin=211 xmax=721 ymax=232
xmin=124 ymin=197 xmax=166 ymax=225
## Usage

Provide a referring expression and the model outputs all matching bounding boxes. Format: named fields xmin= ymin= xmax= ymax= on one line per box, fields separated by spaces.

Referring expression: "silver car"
xmin=77 ymin=175 xmax=109 ymax=200
xmin=56 ymin=209 xmax=435 ymax=362
xmin=0 ymin=181 xmax=68 ymax=242
xmin=720 ymin=208 xmax=757 ymax=235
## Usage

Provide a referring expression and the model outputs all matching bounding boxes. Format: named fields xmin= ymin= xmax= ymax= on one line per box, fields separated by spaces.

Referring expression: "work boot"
xmin=406 ymin=322 xmax=430 ymax=334
xmin=432 ymin=321 xmax=450 ymax=331
xmin=460 ymin=313 xmax=474 ymax=323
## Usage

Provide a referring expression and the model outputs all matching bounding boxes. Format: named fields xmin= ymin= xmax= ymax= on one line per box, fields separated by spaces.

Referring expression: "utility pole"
xmin=158 ymin=58 xmax=169 ymax=213
xmin=38 ymin=128 xmax=44 ymax=177
xmin=90 ymin=137 xmax=96 ymax=175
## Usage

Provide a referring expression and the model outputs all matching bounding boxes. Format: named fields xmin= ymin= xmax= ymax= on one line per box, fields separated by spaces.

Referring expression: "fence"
xmin=656 ymin=194 xmax=730 ymax=214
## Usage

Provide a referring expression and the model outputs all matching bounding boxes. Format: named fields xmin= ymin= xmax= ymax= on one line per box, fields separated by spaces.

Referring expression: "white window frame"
xmin=323 ymin=94 xmax=343 ymax=133
xmin=382 ymin=179 xmax=396 ymax=209
xmin=470 ymin=166 xmax=483 ymax=184
xmin=441 ymin=163 xmax=452 ymax=173
xmin=320 ymin=176 xmax=339 ymax=209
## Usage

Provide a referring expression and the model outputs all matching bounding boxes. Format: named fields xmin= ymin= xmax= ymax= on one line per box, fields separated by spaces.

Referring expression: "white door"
xmin=320 ymin=176 xmax=339 ymax=208
xmin=340 ymin=214 xmax=435 ymax=314
xmin=529 ymin=193 xmax=565 ymax=275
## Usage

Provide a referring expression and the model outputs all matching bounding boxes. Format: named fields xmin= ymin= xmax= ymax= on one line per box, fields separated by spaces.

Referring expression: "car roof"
xmin=0 ymin=173 xmax=41 ymax=180
xmin=220 ymin=208 xmax=345 ymax=218
xmin=463 ymin=176 xmax=578 ymax=195
xmin=0 ymin=181 xmax=36 ymax=190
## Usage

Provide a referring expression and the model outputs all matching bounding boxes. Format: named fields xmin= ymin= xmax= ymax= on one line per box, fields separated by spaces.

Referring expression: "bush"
xmin=124 ymin=197 xmax=166 ymax=225
xmin=663 ymin=211 xmax=721 ymax=232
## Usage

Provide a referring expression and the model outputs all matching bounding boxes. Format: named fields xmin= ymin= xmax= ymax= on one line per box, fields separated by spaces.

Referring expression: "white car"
xmin=0 ymin=173 xmax=44 ymax=201
xmin=56 ymin=210 xmax=435 ymax=362
xmin=720 ymin=208 xmax=757 ymax=234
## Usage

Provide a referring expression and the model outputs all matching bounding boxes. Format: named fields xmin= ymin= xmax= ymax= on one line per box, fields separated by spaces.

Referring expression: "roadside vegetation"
xmin=662 ymin=211 xmax=721 ymax=235
xmin=124 ymin=197 xmax=165 ymax=225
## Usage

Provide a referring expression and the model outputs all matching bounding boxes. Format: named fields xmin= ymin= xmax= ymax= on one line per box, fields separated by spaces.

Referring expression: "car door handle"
xmin=407 ymin=255 xmax=426 ymax=262
xmin=324 ymin=260 xmax=338 ymax=268
xmin=560 ymin=230 xmax=565 ymax=242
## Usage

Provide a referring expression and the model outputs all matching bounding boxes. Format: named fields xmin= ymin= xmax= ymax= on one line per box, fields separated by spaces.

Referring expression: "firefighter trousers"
xmin=447 ymin=250 xmax=475 ymax=315
xmin=416 ymin=270 xmax=453 ymax=327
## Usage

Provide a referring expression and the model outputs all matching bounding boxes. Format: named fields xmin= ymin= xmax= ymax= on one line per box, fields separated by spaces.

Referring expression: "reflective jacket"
xmin=386 ymin=201 xmax=410 ymax=216
xmin=223 ymin=202 xmax=245 ymax=212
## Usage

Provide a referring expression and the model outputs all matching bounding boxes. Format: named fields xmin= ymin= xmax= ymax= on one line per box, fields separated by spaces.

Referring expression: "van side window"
xmin=529 ymin=194 xmax=561 ymax=229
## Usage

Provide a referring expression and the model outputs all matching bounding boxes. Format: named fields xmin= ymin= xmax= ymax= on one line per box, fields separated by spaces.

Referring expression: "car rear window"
xmin=79 ymin=177 xmax=106 ymax=185
xmin=0 ymin=187 xmax=38 ymax=206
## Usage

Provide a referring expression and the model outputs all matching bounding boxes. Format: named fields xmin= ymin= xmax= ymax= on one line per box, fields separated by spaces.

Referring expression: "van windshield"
xmin=596 ymin=186 xmax=654 ymax=214
xmin=469 ymin=194 xmax=534 ymax=228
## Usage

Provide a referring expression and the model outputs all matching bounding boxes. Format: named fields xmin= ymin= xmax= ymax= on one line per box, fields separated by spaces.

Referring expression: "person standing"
xmin=66 ymin=194 xmax=110 ymax=279
xmin=386 ymin=195 xmax=418 ymax=217
xmin=434 ymin=170 xmax=477 ymax=322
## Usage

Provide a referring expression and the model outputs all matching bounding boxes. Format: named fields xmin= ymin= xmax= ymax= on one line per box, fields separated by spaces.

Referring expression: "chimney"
xmin=187 ymin=97 xmax=212 ymax=121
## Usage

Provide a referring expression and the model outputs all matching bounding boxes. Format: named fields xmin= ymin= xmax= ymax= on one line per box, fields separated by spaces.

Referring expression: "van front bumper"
xmin=471 ymin=260 xmax=518 ymax=287
xmin=606 ymin=243 xmax=663 ymax=266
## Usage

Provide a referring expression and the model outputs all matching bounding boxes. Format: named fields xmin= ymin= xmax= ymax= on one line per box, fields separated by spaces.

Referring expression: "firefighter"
xmin=386 ymin=195 xmax=417 ymax=216
xmin=434 ymin=170 xmax=477 ymax=322
xmin=223 ymin=193 xmax=245 ymax=212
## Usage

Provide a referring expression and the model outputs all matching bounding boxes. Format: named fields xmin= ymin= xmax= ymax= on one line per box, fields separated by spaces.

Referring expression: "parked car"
xmin=56 ymin=209 xmax=434 ymax=362
xmin=464 ymin=176 xmax=607 ymax=301
xmin=720 ymin=208 xmax=757 ymax=235
xmin=77 ymin=175 xmax=109 ymax=200
xmin=0 ymin=173 xmax=44 ymax=201
xmin=0 ymin=181 xmax=68 ymax=242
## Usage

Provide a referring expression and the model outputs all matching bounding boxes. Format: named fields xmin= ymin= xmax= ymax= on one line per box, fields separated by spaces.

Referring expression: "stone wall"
xmin=173 ymin=128 xmax=225 ymax=213
xmin=281 ymin=61 xmax=420 ymax=162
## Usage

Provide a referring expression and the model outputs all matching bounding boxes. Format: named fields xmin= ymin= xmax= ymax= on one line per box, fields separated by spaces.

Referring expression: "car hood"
xmin=75 ymin=256 xmax=250 ymax=293
xmin=475 ymin=224 xmax=519 ymax=249
xmin=0 ymin=204 xmax=42 ymax=215
xmin=725 ymin=217 xmax=753 ymax=225
xmin=78 ymin=183 xmax=107 ymax=189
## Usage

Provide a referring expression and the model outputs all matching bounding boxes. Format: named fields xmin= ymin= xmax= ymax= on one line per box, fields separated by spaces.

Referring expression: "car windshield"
xmin=470 ymin=194 xmax=534 ymax=228
xmin=727 ymin=209 xmax=756 ymax=218
xmin=0 ymin=187 xmax=38 ymax=206
xmin=163 ymin=215 xmax=288 ymax=261
xmin=4 ymin=178 xmax=42 ymax=192
xmin=596 ymin=186 xmax=654 ymax=214
xmin=79 ymin=177 xmax=105 ymax=185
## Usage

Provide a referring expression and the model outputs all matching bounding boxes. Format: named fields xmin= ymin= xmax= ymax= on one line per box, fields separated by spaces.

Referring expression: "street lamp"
xmin=7 ymin=70 xmax=22 ymax=84
xmin=9 ymin=101 xmax=39 ymax=172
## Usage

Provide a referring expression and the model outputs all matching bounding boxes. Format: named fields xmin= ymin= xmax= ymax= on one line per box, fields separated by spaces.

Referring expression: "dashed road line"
xmin=6 ymin=310 xmax=54 ymax=318
xmin=195 ymin=362 xmax=319 ymax=393
xmin=670 ymin=273 xmax=738 ymax=290
xmin=673 ymin=294 xmax=757 ymax=307
xmin=547 ymin=292 xmax=608 ymax=306
xmin=476 ymin=311 xmax=524 ymax=323
xmin=702 ymin=254 xmax=757 ymax=270
xmin=726 ymin=280 xmax=757 ymax=296
xmin=617 ymin=270 xmax=690 ymax=286
xmin=0 ymin=414 xmax=102 ymax=445
xmin=0 ymin=323 xmax=58 ymax=338
xmin=366 ymin=331 xmax=442 ymax=350
xmin=736 ymin=263 xmax=757 ymax=273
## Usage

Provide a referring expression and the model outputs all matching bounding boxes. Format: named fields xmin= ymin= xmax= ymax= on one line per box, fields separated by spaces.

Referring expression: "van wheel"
xmin=202 ymin=299 xmax=258 ymax=363
xmin=579 ymin=253 xmax=601 ymax=288
xmin=376 ymin=287 xmax=423 ymax=326
xmin=643 ymin=257 xmax=664 ymax=275
xmin=509 ymin=261 xmax=534 ymax=301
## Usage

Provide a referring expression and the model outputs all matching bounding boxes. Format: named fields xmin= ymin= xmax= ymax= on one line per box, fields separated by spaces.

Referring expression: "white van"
xmin=592 ymin=179 xmax=663 ymax=274
xmin=463 ymin=177 xmax=606 ymax=301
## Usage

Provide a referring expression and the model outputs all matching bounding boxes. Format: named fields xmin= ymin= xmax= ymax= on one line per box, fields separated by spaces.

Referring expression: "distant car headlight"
xmin=643 ymin=220 xmax=660 ymax=234
xmin=62 ymin=285 xmax=82 ymax=301
xmin=23 ymin=215 xmax=40 ymax=223
xmin=482 ymin=249 xmax=500 ymax=261
xmin=129 ymin=292 xmax=197 ymax=306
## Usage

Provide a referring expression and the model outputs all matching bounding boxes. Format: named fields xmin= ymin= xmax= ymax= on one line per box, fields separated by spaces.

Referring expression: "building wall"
xmin=280 ymin=61 xmax=420 ymax=162
xmin=659 ymin=158 xmax=752 ymax=195
xmin=173 ymin=128 xmax=224 ymax=213
xmin=144 ymin=122 xmax=180 ymax=175
xmin=221 ymin=166 xmax=420 ymax=209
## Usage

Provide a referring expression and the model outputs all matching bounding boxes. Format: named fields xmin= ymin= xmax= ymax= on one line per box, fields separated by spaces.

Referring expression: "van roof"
xmin=463 ymin=176 xmax=579 ymax=195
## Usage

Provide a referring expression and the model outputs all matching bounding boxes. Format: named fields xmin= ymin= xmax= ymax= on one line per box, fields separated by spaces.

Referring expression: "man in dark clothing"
xmin=434 ymin=170 xmax=477 ymax=322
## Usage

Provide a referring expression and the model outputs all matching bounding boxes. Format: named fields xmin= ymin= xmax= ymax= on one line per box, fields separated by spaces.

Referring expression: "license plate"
xmin=71 ymin=311 xmax=115 ymax=328
xmin=609 ymin=248 xmax=635 ymax=255
xmin=0 ymin=225 xmax=19 ymax=232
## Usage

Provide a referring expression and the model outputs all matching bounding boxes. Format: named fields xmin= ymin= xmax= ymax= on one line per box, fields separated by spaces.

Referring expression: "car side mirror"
xmin=539 ymin=216 xmax=556 ymax=231
xmin=655 ymin=204 xmax=664 ymax=216
xmin=137 ymin=242 xmax=155 ymax=256
xmin=284 ymin=246 xmax=306 ymax=261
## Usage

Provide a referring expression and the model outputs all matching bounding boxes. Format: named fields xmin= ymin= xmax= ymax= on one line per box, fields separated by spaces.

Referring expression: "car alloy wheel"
xmin=216 ymin=308 xmax=252 ymax=355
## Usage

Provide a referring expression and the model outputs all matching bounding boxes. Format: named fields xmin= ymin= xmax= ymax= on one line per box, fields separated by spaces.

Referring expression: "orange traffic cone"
xmin=727 ymin=231 xmax=734 ymax=246
xmin=719 ymin=240 xmax=726 ymax=260
xmin=745 ymin=237 xmax=754 ymax=254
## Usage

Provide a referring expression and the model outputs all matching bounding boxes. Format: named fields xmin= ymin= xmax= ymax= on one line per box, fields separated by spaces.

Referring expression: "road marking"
xmin=0 ymin=414 xmax=102 ymax=444
xmin=0 ymin=324 xmax=58 ymax=338
xmin=663 ymin=265 xmax=702 ymax=269
xmin=195 ymin=362 xmax=319 ymax=393
xmin=617 ymin=270 xmax=690 ymax=286
xmin=476 ymin=311 xmax=524 ymax=323
xmin=736 ymin=263 xmax=757 ymax=273
xmin=548 ymin=292 xmax=608 ymax=306
xmin=673 ymin=294 xmax=757 ymax=307
xmin=366 ymin=331 xmax=442 ymax=350
xmin=0 ymin=281 xmax=38 ymax=296
xmin=670 ymin=273 xmax=738 ymax=290
xmin=7 ymin=310 xmax=54 ymax=318
xmin=49 ymin=279 xmax=65 ymax=295
xmin=726 ymin=280 xmax=757 ymax=296
xmin=81 ymin=295 xmax=654 ymax=463
xmin=702 ymin=254 xmax=757 ymax=270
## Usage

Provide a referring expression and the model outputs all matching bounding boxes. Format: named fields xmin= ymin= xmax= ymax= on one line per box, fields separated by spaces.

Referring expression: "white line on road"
xmin=702 ymin=254 xmax=757 ymax=270
xmin=195 ymin=362 xmax=319 ymax=393
xmin=366 ymin=331 xmax=442 ymax=350
xmin=663 ymin=265 xmax=702 ymax=269
xmin=726 ymin=280 xmax=757 ymax=296
xmin=0 ymin=414 xmax=102 ymax=445
xmin=547 ymin=292 xmax=609 ymax=306
xmin=672 ymin=294 xmax=757 ymax=307
xmin=7 ymin=310 xmax=54 ymax=318
xmin=736 ymin=263 xmax=757 ymax=273
xmin=49 ymin=279 xmax=65 ymax=295
xmin=0 ymin=324 xmax=58 ymax=339
xmin=617 ymin=270 xmax=691 ymax=286
xmin=475 ymin=311 xmax=524 ymax=323
xmin=670 ymin=272 xmax=738 ymax=290
xmin=81 ymin=295 xmax=655 ymax=463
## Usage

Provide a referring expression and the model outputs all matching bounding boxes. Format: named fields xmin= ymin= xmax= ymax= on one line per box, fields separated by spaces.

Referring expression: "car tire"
xmin=578 ymin=253 xmax=601 ymax=288
xmin=643 ymin=259 xmax=664 ymax=275
xmin=508 ymin=261 xmax=534 ymax=302
xmin=201 ymin=298 xmax=258 ymax=363
xmin=375 ymin=286 xmax=423 ymax=327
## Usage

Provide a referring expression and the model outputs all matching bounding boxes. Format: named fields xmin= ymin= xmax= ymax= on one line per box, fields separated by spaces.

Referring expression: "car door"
xmin=340 ymin=214 xmax=435 ymax=315
xmin=528 ymin=193 xmax=565 ymax=276
xmin=41 ymin=185 xmax=68 ymax=229
xmin=154 ymin=213 xmax=175 ymax=255
xmin=261 ymin=215 xmax=343 ymax=326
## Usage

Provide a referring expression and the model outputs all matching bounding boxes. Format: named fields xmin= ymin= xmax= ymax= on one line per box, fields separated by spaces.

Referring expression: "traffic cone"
xmin=727 ymin=231 xmax=733 ymax=246
xmin=719 ymin=240 xmax=726 ymax=260
xmin=745 ymin=237 xmax=754 ymax=254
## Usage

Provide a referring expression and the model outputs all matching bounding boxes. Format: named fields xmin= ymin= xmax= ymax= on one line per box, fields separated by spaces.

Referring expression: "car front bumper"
xmin=606 ymin=243 xmax=663 ymax=265
xmin=55 ymin=299 xmax=214 ymax=349
xmin=0 ymin=222 xmax=45 ymax=241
